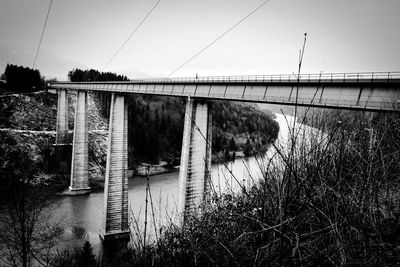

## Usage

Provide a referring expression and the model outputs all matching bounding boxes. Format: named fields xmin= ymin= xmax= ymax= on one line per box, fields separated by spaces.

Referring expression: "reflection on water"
xmin=48 ymin=113 xmax=308 ymax=254
xmin=49 ymin=171 xmax=180 ymax=253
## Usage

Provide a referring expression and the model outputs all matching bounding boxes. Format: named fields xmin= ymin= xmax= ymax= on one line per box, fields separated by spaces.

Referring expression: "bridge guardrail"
xmin=133 ymin=71 xmax=400 ymax=83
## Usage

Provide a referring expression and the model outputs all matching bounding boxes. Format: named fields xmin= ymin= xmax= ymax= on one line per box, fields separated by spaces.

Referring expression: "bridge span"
xmin=52 ymin=72 xmax=400 ymax=112
xmin=49 ymin=71 xmax=400 ymax=241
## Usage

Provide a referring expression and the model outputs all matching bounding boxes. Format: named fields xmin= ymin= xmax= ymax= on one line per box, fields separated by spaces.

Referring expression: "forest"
xmin=2 ymin=64 xmax=45 ymax=92
xmin=67 ymin=68 xmax=129 ymax=82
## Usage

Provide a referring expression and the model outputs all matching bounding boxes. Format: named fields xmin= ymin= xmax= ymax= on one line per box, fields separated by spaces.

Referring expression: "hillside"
xmin=0 ymin=91 xmax=109 ymax=187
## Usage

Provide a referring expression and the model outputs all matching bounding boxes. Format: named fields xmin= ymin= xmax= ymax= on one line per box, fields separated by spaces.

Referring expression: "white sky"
xmin=1 ymin=0 xmax=400 ymax=80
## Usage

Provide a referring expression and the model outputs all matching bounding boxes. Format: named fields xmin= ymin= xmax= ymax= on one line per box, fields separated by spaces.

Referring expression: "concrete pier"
xmin=178 ymin=98 xmax=212 ymax=224
xmin=100 ymin=93 xmax=129 ymax=241
xmin=56 ymin=89 xmax=68 ymax=144
xmin=69 ymin=90 xmax=90 ymax=194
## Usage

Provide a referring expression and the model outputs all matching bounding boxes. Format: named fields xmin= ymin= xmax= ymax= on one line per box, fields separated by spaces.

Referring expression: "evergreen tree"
xmin=229 ymin=137 xmax=237 ymax=151
xmin=243 ymin=140 xmax=253 ymax=157
xmin=224 ymin=148 xmax=230 ymax=160
xmin=3 ymin=63 xmax=44 ymax=92
xmin=77 ymin=241 xmax=97 ymax=267
xmin=68 ymin=68 xmax=128 ymax=82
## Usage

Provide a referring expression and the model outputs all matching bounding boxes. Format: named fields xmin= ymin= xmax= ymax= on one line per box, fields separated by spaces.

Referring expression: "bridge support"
xmin=56 ymin=89 xmax=68 ymax=144
xmin=178 ymin=98 xmax=212 ymax=224
xmin=54 ymin=88 xmax=72 ymax=179
xmin=100 ymin=93 xmax=129 ymax=241
xmin=69 ymin=90 xmax=90 ymax=195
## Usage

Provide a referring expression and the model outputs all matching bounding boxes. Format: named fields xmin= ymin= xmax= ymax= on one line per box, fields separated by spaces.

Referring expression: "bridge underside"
xmin=51 ymin=78 xmax=400 ymax=112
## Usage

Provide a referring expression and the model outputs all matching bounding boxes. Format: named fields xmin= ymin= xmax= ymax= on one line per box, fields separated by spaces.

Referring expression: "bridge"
xmin=49 ymin=71 xmax=400 ymax=241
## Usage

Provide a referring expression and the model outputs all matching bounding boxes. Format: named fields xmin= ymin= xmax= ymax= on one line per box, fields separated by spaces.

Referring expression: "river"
xmin=48 ymin=113 xmax=303 ymax=253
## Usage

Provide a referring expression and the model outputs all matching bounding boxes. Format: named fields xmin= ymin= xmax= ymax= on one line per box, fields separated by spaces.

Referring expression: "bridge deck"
xmin=49 ymin=72 xmax=400 ymax=112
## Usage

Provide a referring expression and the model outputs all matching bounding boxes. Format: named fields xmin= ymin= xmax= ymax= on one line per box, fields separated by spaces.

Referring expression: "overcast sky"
xmin=1 ymin=0 xmax=399 ymax=80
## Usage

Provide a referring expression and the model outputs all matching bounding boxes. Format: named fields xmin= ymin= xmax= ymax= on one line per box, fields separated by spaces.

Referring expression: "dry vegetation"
xmin=102 ymin=110 xmax=400 ymax=266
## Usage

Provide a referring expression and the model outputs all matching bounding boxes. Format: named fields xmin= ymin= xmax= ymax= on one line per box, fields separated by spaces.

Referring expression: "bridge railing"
xmin=134 ymin=71 xmax=400 ymax=83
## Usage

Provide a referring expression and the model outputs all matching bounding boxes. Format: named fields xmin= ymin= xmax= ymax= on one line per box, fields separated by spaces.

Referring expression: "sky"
xmin=1 ymin=0 xmax=400 ymax=80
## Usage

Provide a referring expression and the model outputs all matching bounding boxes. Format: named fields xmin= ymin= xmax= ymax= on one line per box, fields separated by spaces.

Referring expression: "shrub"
xmin=120 ymin=110 xmax=400 ymax=266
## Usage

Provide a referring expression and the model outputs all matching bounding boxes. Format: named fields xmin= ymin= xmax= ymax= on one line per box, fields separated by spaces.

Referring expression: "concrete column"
xmin=178 ymin=97 xmax=212 ymax=224
xmin=56 ymin=89 xmax=68 ymax=144
xmin=100 ymin=93 xmax=129 ymax=241
xmin=69 ymin=90 xmax=90 ymax=194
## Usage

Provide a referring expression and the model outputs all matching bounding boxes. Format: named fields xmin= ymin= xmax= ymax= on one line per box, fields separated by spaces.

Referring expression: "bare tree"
xmin=0 ymin=151 xmax=60 ymax=267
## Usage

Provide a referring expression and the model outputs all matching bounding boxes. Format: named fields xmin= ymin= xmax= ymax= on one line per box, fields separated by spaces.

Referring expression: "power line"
xmin=168 ymin=0 xmax=272 ymax=77
xmin=101 ymin=0 xmax=162 ymax=72
xmin=33 ymin=0 xmax=53 ymax=69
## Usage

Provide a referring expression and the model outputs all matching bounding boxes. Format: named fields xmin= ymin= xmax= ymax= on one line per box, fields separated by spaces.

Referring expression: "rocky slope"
xmin=0 ymin=91 xmax=109 ymax=184
xmin=0 ymin=90 xmax=279 ymax=186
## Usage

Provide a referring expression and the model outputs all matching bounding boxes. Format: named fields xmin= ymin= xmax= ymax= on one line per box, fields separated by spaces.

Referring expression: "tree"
xmin=0 ymin=150 xmax=60 ymax=267
xmin=68 ymin=68 xmax=128 ymax=82
xmin=224 ymin=148 xmax=230 ymax=160
xmin=76 ymin=241 xmax=97 ymax=267
xmin=229 ymin=137 xmax=237 ymax=151
xmin=3 ymin=64 xmax=44 ymax=92
xmin=243 ymin=140 xmax=253 ymax=157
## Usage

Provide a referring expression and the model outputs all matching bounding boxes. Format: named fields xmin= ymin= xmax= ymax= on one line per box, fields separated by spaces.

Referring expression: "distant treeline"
xmin=1 ymin=64 xmax=44 ymax=92
xmin=68 ymin=68 xmax=279 ymax=164
xmin=68 ymin=68 xmax=128 ymax=82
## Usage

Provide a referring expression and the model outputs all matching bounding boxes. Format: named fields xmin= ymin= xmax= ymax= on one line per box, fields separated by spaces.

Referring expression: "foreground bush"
xmin=53 ymin=111 xmax=400 ymax=266
xmin=116 ymin=112 xmax=399 ymax=266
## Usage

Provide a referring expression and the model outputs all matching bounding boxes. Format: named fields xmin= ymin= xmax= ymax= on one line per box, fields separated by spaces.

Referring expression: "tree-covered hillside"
xmin=2 ymin=64 xmax=45 ymax=92
xmin=123 ymin=95 xmax=279 ymax=165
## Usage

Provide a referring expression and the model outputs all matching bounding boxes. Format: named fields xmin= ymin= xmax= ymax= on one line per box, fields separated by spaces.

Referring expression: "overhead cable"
xmin=168 ymin=0 xmax=272 ymax=77
xmin=33 ymin=0 xmax=53 ymax=68
xmin=101 ymin=0 xmax=162 ymax=72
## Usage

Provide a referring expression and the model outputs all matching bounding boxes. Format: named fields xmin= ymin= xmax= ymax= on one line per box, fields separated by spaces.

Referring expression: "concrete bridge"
xmin=49 ymin=71 xmax=400 ymax=241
